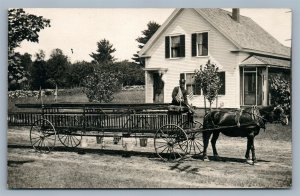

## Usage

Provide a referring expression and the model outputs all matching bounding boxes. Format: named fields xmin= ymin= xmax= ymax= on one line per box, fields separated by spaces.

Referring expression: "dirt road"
xmin=7 ymin=126 xmax=292 ymax=188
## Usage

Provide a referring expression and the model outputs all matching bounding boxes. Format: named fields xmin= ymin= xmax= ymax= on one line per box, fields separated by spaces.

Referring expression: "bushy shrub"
xmin=83 ymin=65 xmax=122 ymax=103
xmin=269 ymin=74 xmax=291 ymax=115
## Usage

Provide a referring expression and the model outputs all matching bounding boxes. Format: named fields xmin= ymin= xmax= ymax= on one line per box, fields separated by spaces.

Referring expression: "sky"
xmin=15 ymin=8 xmax=292 ymax=63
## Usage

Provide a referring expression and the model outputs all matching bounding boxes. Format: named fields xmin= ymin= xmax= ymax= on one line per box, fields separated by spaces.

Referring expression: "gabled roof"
xmin=139 ymin=8 xmax=291 ymax=58
xmin=240 ymin=55 xmax=291 ymax=69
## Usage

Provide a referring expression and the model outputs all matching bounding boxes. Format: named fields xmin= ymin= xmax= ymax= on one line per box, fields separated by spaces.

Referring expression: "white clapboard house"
xmin=138 ymin=8 xmax=291 ymax=108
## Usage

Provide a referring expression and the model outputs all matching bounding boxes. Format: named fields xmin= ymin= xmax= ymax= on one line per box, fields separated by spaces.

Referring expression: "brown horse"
xmin=202 ymin=106 xmax=288 ymax=164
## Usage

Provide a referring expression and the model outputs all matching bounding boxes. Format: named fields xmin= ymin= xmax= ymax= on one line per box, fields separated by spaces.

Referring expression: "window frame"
xmin=166 ymin=34 xmax=185 ymax=59
xmin=170 ymin=35 xmax=181 ymax=58
xmin=192 ymin=32 xmax=209 ymax=57
xmin=180 ymin=72 xmax=201 ymax=95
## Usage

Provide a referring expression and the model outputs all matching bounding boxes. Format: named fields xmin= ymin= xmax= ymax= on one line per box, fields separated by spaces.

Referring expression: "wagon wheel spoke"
xmin=194 ymin=140 xmax=203 ymax=151
xmin=31 ymin=138 xmax=42 ymax=147
xmin=30 ymin=119 xmax=56 ymax=153
xmin=171 ymin=146 xmax=183 ymax=160
xmin=182 ymin=121 xmax=203 ymax=156
xmin=35 ymin=139 xmax=42 ymax=152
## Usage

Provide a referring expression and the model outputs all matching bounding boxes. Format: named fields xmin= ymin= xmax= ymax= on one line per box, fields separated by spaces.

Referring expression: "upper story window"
xmin=192 ymin=32 xmax=208 ymax=57
xmin=165 ymin=35 xmax=185 ymax=58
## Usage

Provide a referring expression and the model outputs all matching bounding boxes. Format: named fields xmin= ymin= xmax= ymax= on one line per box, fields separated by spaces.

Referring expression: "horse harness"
xmin=206 ymin=106 xmax=266 ymax=130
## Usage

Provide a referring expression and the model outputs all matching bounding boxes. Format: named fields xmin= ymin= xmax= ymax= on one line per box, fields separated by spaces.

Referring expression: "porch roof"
xmin=240 ymin=55 xmax=291 ymax=69
xmin=143 ymin=68 xmax=168 ymax=72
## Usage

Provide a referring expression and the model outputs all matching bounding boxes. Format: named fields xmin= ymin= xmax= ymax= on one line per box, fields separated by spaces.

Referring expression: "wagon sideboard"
xmin=8 ymin=103 xmax=192 ymax=136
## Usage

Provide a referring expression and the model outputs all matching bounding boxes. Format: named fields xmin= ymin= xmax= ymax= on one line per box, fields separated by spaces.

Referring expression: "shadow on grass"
xmin=8 ymin=160 xmax=35 ymax=167
xmin=189 ymin=154 xmax=270 ymax=164
xmin=8 ymin=144 xmax=270 ymax=165
xmin=7 ymin=144 xmax=158 ymax=159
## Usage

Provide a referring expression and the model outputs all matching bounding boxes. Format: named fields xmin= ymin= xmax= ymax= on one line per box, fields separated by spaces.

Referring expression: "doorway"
xmin=152 ymin=73 xmax=164 ymax=103
xmin=242 ymin=67 xmax=263 ymax=105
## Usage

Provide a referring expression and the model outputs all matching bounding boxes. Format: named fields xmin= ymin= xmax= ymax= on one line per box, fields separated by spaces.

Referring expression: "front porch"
xmin=240 ymin=55 xmax=290 ymax=106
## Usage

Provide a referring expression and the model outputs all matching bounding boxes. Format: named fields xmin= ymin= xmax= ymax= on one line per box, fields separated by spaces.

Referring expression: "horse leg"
xmin=202 ymin=131 xmax=212 ymax=161
xmin=245 ymin=136 xmax=251 ymax=160
xmin=211 ymin=131 xmax=220 ymax=159
xmin=246 ymin=133 xmax=256 ymax=164
xmin=251 ymin=137 xmax=257 ymax=163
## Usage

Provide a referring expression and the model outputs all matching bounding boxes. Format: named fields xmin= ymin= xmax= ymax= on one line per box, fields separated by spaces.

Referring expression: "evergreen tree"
xmin=132 ymin=21 xmax=160 ymax=66
xmin=90 ymin=39 xmax=116 ymax=64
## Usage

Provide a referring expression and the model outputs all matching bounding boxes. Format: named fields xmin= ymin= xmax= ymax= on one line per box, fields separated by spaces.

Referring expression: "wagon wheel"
xmin=154 ymin=124 xmax=188 ymax=162
xmin=57 ymin=116 xmax=83 ymax=148
xmin=57 ymin=129 xmax=83 ymax=148
xmin=181 ymin=120 xmax=203 ymax=156
xmin=30 ymin=119 xmax=56 ymax=153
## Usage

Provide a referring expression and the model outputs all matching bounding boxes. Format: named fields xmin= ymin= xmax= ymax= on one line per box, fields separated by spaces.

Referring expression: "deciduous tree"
xmin=30 ymin=50 xmax=47 ymax=89
xmin=46 ymin=48 xmax=70 ymax=88
xmin=194 ymin=60 xmax=221 ymax=110
xmin=8 ymin=9 xmax=50 ymax=89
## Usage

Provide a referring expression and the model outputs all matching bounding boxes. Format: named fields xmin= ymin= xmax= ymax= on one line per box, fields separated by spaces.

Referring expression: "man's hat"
xmin=179 ymin=79 xmax=186 ymax=84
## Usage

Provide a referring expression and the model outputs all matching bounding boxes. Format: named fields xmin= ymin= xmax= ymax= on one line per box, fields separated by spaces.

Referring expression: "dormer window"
xmin=165 ymin=35 xmax=185 ymax=58
xmin=192 ymin=32 xmax=208 ymax=56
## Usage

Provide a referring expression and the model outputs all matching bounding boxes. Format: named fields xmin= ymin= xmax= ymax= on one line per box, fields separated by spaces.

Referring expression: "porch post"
xmin=242 ymin=67 xmax=244 ymax=106
xmin=255 ymin=67 xmax=258 ymax=105
xmin=266 ymin=66 xmax=269 ymax=105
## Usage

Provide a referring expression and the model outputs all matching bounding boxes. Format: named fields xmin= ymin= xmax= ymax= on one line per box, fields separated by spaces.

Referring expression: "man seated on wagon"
xmin=171 ymin=79 xmax=195 ymax=120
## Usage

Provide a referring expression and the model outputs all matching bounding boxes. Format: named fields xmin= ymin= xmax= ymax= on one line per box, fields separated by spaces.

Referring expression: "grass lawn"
xmin=8 ymin=88 xmax=145 ymax=112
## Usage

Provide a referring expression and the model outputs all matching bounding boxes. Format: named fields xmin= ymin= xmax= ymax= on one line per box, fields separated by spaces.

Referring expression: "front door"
xmin=152 ymin=73 xmax=164 ymax=103
xmin=242 ymin=67 xmax=263 ymax=105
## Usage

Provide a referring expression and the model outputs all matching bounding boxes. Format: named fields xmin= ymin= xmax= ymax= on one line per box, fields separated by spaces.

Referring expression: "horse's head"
xmin=273 ymin=106 xmax=289 ymax=125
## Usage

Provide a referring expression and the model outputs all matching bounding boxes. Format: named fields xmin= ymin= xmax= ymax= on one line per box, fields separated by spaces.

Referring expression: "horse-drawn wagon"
xmin=8 ymin=103 xmax=288 ymax=163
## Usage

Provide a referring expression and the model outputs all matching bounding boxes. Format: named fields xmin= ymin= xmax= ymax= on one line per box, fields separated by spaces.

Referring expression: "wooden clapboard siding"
xmin=144 ymin=9 xmax=240 ymax=108
xmin=145 ymin=71 xmax=153 ymax=103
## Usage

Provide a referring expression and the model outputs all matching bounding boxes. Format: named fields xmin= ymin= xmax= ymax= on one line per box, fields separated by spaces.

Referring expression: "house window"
xmin=165 ymin=35 xmax=185 ymax=58
xmin=218 ymin=72 xmax=225 ymax=95
xmin=192 ymin=32 xmax=208 ymax=56
xmin=171 ymin=36 xmax=180 ymax=58
xmin=180 ymin=73 xmax=201 ymax=95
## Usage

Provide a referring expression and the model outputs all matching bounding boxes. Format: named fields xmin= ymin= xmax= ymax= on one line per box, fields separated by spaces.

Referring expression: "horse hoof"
xmin=203 ymin=157 xmax=210 ymax=162
xmin=246 ymin=159 xmax=253 ymax=165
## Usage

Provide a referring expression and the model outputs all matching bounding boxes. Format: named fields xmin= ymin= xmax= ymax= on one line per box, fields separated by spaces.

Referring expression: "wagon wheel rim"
xmin=181 ymin=121 xmax=203 ymax=156
xmin=30 ymin=119 xmax=56 ymax=153
xmin=154 ymin=124 xmax=188 ymax=162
